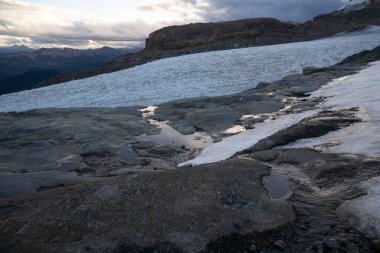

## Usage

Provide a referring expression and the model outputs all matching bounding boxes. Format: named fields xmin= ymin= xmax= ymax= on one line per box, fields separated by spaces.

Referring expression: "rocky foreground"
xmin=1 ymin=46 xmax=380 ymax=253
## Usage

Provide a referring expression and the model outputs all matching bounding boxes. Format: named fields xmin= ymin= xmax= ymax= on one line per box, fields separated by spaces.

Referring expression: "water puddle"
xmin=179 ymin=109 xmax=318 ymax=167
xmin=136 ymin=124 xmax=213 ymax=149
xmin=137 ymin=106 xmax=213 ymax=149
xmin=264 ymin=172 xmax=290 ymax=200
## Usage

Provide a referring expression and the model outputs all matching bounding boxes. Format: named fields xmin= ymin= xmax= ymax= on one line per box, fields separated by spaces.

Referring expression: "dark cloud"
xmin=186 ymin=0 xmax=347 ymax=22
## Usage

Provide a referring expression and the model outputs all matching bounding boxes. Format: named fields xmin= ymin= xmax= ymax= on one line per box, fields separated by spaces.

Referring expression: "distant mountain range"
xmin=0 ymin=45 xmax=35 ymax=55
xmin=0 ymin=47 xmax=141 ymax=95
xmin=1 ymin=0 xmax=380 ymax=94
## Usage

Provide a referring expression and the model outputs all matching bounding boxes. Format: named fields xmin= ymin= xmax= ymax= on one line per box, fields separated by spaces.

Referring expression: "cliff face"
xmin=37 ymin=1 xmax=380 ymax=88
xmin=143 ymin=1 xmax=380 ymax=56
xmin=144 ymin=18 xmax=303 ymax=54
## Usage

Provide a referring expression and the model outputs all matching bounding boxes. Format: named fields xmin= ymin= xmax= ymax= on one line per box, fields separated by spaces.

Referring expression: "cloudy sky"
xmin=0 ymin=0 xmax=353 ymax=49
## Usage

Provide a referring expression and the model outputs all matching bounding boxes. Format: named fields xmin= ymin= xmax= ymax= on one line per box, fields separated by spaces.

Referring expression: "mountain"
xmin=120 ymin=0 xmax=380 ymax=60
xmin=0 ymin=45 xmax=35 ymax=55
xmin=0 ymin=47 xmax=141 ymax=95
xmin=33 ymin=0 xmax=380 ymax=89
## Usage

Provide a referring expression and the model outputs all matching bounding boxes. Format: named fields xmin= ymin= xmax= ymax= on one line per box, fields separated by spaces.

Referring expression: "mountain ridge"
xmin=35 ymin=0 xmax=380 ymax=89
xmin=0 ymin=45 xmax=35 ymax=54
xmin=0 ymin=47 xmax=141 ymax=95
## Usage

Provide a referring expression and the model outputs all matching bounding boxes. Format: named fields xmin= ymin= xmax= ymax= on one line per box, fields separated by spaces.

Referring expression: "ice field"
xmin=1 ymin=26 xmax=380 ymax=112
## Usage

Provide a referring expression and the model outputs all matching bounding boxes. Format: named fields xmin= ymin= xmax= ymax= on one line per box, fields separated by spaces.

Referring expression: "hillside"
xmin=0 ymin=45 xmax=35 ymax=55
xmin=0 ymin=47 xmax=140 ymax=95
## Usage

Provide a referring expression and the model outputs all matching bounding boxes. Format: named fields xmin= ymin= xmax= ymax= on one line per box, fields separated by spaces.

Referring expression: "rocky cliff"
xmin=140 ymin=0 xmax=380 ymax=56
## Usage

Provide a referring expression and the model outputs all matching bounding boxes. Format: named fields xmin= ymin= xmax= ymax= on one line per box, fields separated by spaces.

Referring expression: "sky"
xmin=0 ymin=0 xmax=353 ymax=49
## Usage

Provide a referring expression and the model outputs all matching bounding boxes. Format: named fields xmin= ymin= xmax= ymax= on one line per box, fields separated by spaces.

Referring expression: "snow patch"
xmin=179 ymin=109 xmax=318 ymax=167
xmin=337 ymin=176 xmax=380 ymax=239
xmin=339 ymin=0 xmax=369 ymax=13
xmin=284 ymin=61 xmax=380 ymax=156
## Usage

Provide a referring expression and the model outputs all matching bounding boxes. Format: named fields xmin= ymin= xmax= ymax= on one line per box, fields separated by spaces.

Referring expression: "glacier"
xmin=1 ymin=26 xmax=380 ymax=112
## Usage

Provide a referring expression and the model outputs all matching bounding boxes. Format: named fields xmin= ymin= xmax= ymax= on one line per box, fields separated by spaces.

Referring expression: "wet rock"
xmin=172 ymin=120 xmax=197 ymax=135
xmin=220 ymin=192 xmax=249 ymax=207
xmin=0 ymin=239 xmax=21 ymax=253
xmin=108 ymin=168 xmax=159 ymax=176
xmin=303 ymin=66 xmax=336 ymax=75
xmin=57 ymin=154 xmax=83 ymax=164
xmin=93 ymin=185 xmax=122 ymax=201
xmin=132 ymin=141 xmax=157 ymax=149
xmin=73 ymin=165 xmax=95 ymax=174
xmin=323 ymin=238 xmax=337 ymax=249
xmin=73 ymin=209 xmax=97 ymax=221
xmin=0 ymin=171 xmax=84 ymax=199
xmin=232 ymin=218 xmax=243 ymax=230
xmin=0 ymin=158 xmax=294 ymax=253
xmin=372 ymin=239 xmax=380 ymax=252
xmin=154 ymin=93 xmax=283 ymax=135
xmin=248 ymin=244 xmax=257 ymax=252
xmin=190 ymin=111 xmax=242 ymax=134
xmin=80 ymin=142 xmax=117 ymax=156
xmin=273 ymin=240 xmax=287 ymax=250
xmin=146 ymin=145 xmax=184 ymax=159
xmin=118 ymin=147 xmax=140 ymax=165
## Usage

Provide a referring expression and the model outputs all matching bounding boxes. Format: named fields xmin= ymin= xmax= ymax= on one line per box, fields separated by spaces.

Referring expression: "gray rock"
xmin=132 ymin=141 xmax=157 ymax=149
xmin=372 ymin=239 xmax=380 ymax=252
xmin=248 ymin=244 xmax=257 ymax=252
xmin=323 ymin=238 xmax=337 ymax=249
xmin=80 ymin=142 xmax=117 ymax=156
xmin=273 ymin=240 xmax=287 ymax=250
xmin=146 ymin=145 xmax=183 ymax=159
xmin=93 ymin=185 xmax=122 ymax=201
xmin=118 ymin=147 xmax=140 ymax=165
xmin=232 ymin=218 xmax=243 ymax=230
xmin=108 ymin=168 xmax=159 ymax=176
xmin=57 ymin=155 xmax=84 ymax=171
xmin=0 ymin=171 xmax=85 ymax=199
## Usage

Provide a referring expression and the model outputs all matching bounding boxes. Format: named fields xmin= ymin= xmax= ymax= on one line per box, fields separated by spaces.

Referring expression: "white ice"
xmin=1 ymin=26 xmax=380 ymax=112
xmin=284 ymin=61 xmax=380 ymax=157
xmin=337 ymin=176 xmax=380 ymax=239
xmin=179 ymin=109 xmax=318 ymax=167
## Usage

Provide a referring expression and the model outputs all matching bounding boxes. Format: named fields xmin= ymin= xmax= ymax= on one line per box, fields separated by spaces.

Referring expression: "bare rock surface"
xmin=0 ymin=159 xmax=295 ymax=253
xmin=1 ymin=48 xmax=380 ymax=252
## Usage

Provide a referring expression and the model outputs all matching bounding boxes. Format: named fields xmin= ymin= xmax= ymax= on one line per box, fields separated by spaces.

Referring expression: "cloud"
xmin=0 ymin=34 xmax=145 ymax=49
xmin=0 ymin=0 xmax=157 ymax=40
xmin=0 ymin=0 xmax=351 ymax=48
xmin=175 ymin=0 xmax=348 ymax=22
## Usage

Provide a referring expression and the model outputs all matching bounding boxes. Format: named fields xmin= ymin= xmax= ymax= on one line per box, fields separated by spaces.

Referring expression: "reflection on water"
xmin=137 ymin=106 xmax=213 ymax=149
xmin=264 ymin=172 xmax=290 ymax=200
